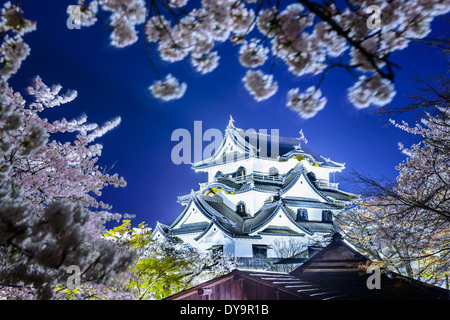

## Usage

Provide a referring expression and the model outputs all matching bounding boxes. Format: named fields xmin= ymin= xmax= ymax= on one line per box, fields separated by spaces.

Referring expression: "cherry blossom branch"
xmin=143 ymin=2 xmax=162 ymax=79
xmin=297 ymin=0 xmax=395 ymax=81
xmin=56 ymin=0 xmax=449 ymax=115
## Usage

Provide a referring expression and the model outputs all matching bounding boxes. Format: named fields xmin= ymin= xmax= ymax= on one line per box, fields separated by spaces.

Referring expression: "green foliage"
xmin=102 ymin=220 xmax=234 ymax=300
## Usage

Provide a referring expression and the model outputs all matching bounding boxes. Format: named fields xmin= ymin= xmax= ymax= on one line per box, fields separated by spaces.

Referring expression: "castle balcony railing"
xmin=315 ymin=179 xmax=338 ymax=189
xmin=234 ymin=257 xmax=276 ymax=270
xmin=199 ymin=182 xmax=210 ymax=189
xmin=231 ymin=171 xmax=284 ymax=183
xmin=199 ymin=171 xmax=283 ymax=189
xmin=200 ymin=174 xmax=338 ymax=190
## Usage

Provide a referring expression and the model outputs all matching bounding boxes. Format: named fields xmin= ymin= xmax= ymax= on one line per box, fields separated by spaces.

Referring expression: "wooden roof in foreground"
xmin=165 ymin=233 xmax=450 ymax=300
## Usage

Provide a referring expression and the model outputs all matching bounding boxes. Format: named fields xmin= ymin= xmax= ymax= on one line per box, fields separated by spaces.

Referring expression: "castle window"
xmin=322 ymin=210 xmax=333 ymax=222
xmin=236 ymin=166 xmax=246 ymax=177
xmin=307 ymin=171 xmax=317 ymax=183
xmin=236 ymin=201 xmax=246 ymax=216
xmin=252 ymin=245 xmax=268 ymax=258
xmin=296 ymin=208 xmax=308 ymax=221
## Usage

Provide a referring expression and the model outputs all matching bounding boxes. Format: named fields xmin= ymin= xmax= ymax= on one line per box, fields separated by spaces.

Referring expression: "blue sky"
xmin=9 ymin=1 xmax=449 ymax=229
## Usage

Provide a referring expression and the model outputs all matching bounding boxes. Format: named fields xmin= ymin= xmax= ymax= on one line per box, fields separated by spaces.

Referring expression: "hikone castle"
xmin=152 ymin=117 xmax=357 ymax=269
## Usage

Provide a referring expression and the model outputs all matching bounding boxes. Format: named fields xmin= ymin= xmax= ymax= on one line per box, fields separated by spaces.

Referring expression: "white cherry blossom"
xmin=64 ymin=0 xmax=450 ymax=110
xmin=348 ymin=74 xmax=396 ymax=109
xmin=243 ymin=70 xmax=278 ymax=101
xmin=191 ymin=51 xmax=220 ymax=74
xmin=0 ymin=35 xmax=30 ymax=79
xmin=238 ymin=39 xmax=269 ymax=68
xmin=145 ymin=16 xmax=172 ymax=43
xmin=287 ymin=87 xmax=327 ymax=119
xmin=0 ymin=76 xmax=131 ymax=299
xmin=149 ymin=74 xmax=187 ymax=101
xmin=110 ymin=20 xmax=138 ymax=48
xmin=77 ymin=0 xmax=98 ymax=27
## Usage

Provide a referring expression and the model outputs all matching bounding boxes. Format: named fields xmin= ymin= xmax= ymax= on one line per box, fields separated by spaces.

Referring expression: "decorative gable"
xmin=171 ymin=199 xmax=210 ymax=229
xmin=248 ymin=204 xmax=311 ymax=236
xmin=282 ymin=169 xmax=329 ymax=202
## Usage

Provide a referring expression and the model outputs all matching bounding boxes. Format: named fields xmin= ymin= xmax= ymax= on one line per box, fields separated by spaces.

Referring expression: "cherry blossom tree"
xmin=67 ymin=0 xmax=449 ymax=118
xmin=0 ymin=2 xmax=36 ymax=96
xmin=267 ymin=234 xmax=330 ymax=273
xmin=0 ymin=3 xmax=133 ymax=299
xmin=336 ymin=72 xmax=450 ymax=286
xmin=0 ymin=75 xmax=135 ymax=299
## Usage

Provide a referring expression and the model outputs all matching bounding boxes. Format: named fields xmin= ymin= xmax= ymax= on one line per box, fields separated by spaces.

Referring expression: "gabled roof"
xmin=245 ymin=202 xmax=314 ymax=236
xmin=288 ymin=233 xmax=450 ymax=300
xmin=169 ymin=193 xmax=325 ymax=239
xmin=151 ymin=222 xmax=170 ymax=240
xmin=236 ymin=128 xmax=344 ymax=168
xmin=169 ymin=195 xmax=210 ymax=229
xmin=280 ymin=166 xmax=331 ymax=203
xmin=192 ymin=119 xmax=256 ymax=170
xmin=169 ymin=192 xmax=248 ymax=238
xmin=290 ymin=233 xmax=368 ymax=276
xmin=168 ymin=182 xmax=343 ymax=239
xmin=196 ymin=197 xmax=246 ymax=237
xmin=242 ymin=201 xmax=283 ymax=234
xmin=192 ymin=118 xmax=344 ymax=170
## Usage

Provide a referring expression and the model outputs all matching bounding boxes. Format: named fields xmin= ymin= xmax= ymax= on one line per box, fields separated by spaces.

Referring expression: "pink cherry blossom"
xmin=0 ymin=76 xmax=131 ymax=299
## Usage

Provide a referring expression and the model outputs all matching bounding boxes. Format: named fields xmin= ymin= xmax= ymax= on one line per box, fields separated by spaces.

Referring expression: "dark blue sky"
xmin=9 ymin=1 xmax=449 ymax=229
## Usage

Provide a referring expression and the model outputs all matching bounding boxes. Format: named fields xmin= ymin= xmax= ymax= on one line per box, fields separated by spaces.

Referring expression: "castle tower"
xmin=153 ymin=118 xmax=356 ymax=269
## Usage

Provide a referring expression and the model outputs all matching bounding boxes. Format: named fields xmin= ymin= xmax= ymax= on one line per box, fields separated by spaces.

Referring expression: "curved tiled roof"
xmin=169 ymin=172 xmax=344 ymax=239
xmin=192 ymin=124 xmax=344 ymax=169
